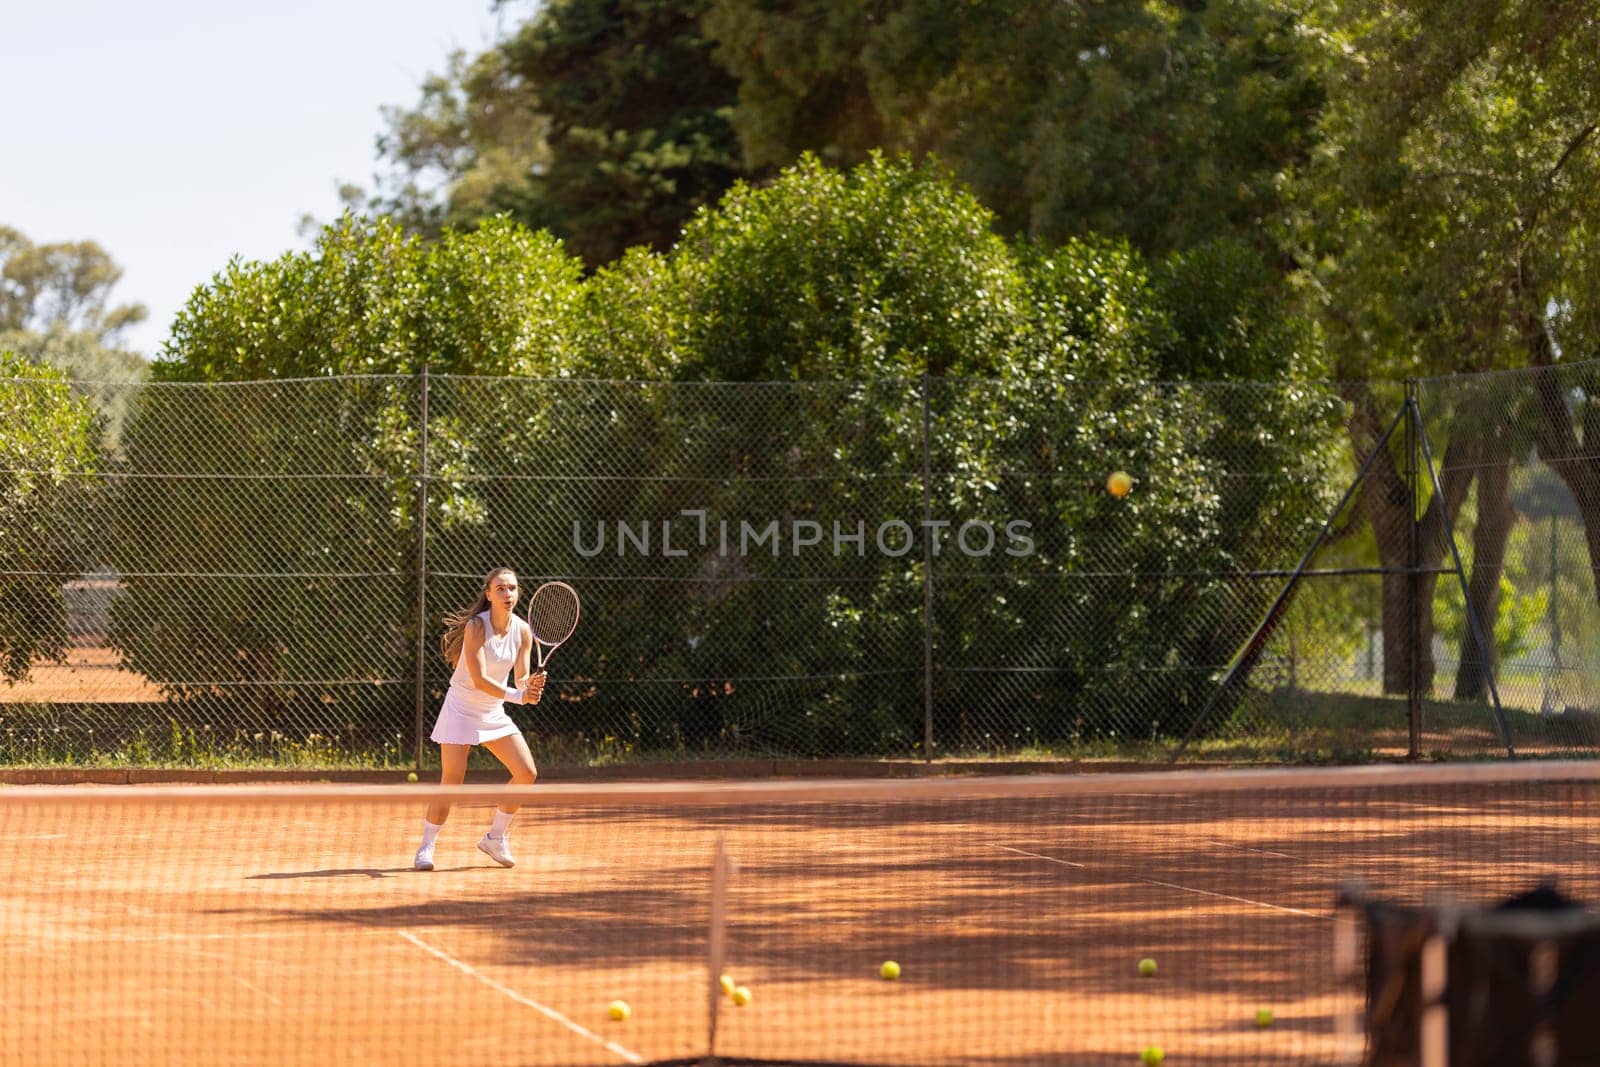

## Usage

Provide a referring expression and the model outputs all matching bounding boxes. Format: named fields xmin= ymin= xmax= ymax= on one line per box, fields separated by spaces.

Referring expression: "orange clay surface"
xmin=3 ymin=783 xmax=1597 ymax=1066
xmin=0 ymin=644 xmax=164 ymax=703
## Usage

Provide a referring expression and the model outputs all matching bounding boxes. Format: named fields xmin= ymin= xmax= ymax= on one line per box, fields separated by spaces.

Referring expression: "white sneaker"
xmin=414 ymin=844 xmax=435 ymax=871
xmin=477 ymin=833 xmax=515 ymax=868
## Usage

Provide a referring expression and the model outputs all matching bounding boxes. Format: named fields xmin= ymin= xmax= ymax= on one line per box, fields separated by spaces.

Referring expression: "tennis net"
xmin=3 ymin=762 xmax=1598 ymax=1065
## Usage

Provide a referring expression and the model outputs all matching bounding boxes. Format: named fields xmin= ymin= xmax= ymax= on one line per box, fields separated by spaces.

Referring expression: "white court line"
xmin=397 ymin=930 xmax=643 ymax=1065
xmin=232 ymin=976 xmax=284 ymax=1007
xmin=991 ymin=844 xmax=1324 ymax=919
xmin=172 ymin=941 xmax=265 ymax=966
xmin=993 ymin=844 xmax=1084 ymax=868
xmin=1199 ymin=838 xmax=1297 ymax=860
xmin=1133 ymin=876 xmax=1325 ymax=919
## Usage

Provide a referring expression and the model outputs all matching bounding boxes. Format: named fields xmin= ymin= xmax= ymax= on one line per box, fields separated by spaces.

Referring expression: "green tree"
xmin=1 ymin=226 xmax=148 ymax=345
xmin=547 ymin=154 xmax=1036 ymax=750
xmin=704 ymin=0 xmax=1333 ymax=253
xmin=346 ymin=47 xmax=554 ymax=238
xmin=0 ymin=227 xmax=150 ymax=451
xmin=0 ymin=351 xmax=104 ymax=684
xmin=1289 ymin=1 xmax=1600 ymax=699
xmin=354 ymin=0 xmax=746 ymax=266
xmin=0 ymin=226 xmax=149 ymax=447
xmin=505 ymin=0 xmax=747 ymax=265
xmin=536 ymin=155 xmax=1340 ymax=752
xmin=667 ymin=152 xmax=1030 ymax=379
xmin=160 ymin=214 xmax=584 ymax=379
xmin=0 ymin=326 xmax=147 ymax=453
xmin=928 ymin=235 xmax=1341 ymax=749
xmin=0 ymin=325 xmax=146 ymax=384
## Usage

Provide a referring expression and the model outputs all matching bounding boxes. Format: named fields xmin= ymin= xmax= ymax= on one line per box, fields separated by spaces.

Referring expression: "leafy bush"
xmin=100 ymin=156 xmax=1340 ymax=757
xmin=0 ymin=352 xmax=103 ymax=683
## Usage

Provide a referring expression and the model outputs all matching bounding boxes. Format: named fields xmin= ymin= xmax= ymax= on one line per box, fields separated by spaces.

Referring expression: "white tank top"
xmin=446 ymin=611 xmax=523 ymax=712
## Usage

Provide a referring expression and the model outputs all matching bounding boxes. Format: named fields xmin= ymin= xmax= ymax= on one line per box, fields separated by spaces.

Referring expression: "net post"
xmin=1333 ymin=885 xmax=1365 ymax=1066
xmin=413 ymin=362 xmax=431 ymax=774
xmin=1418 ymin=931 xmax=1448 ymax=1067
xmin=1405 ymin=379 xmax=1422 ymax=761
xmin=920 ymin=372 xmax=934 ymax=764
xmin=707 ymin=834 xmax=733 ymax=1059
xmin=1530 ymin=940 xmax=1558 ymax=1067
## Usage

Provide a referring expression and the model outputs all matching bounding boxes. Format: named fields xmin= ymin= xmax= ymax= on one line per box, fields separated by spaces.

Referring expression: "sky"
xmin=2 ymin=0 xmax=508 ymax=358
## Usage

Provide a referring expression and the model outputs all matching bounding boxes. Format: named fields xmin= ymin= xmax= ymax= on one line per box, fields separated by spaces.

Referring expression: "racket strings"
xmin=528 ymin=582 xmax=580 ymax=644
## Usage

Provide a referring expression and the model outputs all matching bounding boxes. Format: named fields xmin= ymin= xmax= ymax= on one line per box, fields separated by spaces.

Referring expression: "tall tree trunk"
xmin=1526 ymin=304 xmax=1600 ymax=604
xmin=1378 ymin=569 xmax=1448 ymax=694
xmin=1454 ymin=447 xmax=1512 ymax=700
xmin=1347 ymin=384 xmax=1477 ymax=696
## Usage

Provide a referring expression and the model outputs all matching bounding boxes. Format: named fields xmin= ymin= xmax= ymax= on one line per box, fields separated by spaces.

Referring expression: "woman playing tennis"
xmin=414 ymin=566 xmax=544 ymax=871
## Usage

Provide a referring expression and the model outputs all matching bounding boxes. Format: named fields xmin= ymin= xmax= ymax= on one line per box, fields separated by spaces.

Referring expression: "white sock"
xmin=489 ymin=810 xmax=514 ymax=839
xmin=420 ymin=819 xmax=442 ymax=849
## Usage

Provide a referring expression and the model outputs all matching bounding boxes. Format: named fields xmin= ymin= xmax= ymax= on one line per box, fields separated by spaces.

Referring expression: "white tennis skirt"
xmin=430 ymin=687 xmax=523 ymax=746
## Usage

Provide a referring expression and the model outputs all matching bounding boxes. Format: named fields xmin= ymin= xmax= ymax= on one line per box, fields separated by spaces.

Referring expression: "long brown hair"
xmin=441 ymin=567 xmax=516 ymax=667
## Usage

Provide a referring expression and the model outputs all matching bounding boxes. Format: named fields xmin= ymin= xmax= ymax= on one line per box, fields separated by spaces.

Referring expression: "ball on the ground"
xmin=607 ymin=1000 xmax=631 ymax=1021
xmin=1107 ymin=470 xmax=1133 ymax=498
xmin=732 ymin=985 xmax=752 ymax=1006
xmin=1141 ymin=1047 xmax=1164 ymax=1065
xmin=719 ymin=974 xmax=736 ymax=997
xmin=880 ymin=960 xmax=901 ymax=980
xmin=1256 ymin=1008 xmax=1275 ymax=1028
xmin=1138 ymin=957 xmax=1157 ymax=977
xmin=406 ymin=772 xmax=418 ymax=782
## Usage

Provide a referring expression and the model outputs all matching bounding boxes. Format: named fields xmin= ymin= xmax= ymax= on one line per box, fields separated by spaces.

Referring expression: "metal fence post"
xmin=413 ymin=364 xmax=431 ymax=772
xmin=1406 ymin=379 xmax=1422 ymax=760
xmin=921 ymin=373 xmax=934 ymax=763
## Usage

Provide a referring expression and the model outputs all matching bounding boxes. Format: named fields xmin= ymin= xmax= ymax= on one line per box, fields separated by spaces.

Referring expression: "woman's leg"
xmin=481 ymin=731 xmax=539 ymax=816
xmin=474 ymin=733 xmax=537 ymax=867
xmin=425 ymin=743 xmax=471 ymax=825
xmin=415 ymin=744 xmax=470 ymax=870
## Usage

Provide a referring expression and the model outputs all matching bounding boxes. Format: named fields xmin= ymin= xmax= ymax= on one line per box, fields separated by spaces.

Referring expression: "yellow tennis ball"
xmin=719 ymin=974 xmax=735 ymax=997
xmin=880 ymin=960 xmax=901 ymax=980
xmin=406 ymin=772 xmax=418 ymax=782
xmin=1141 ymin=1047 xmax=1164 ymax=1065
xmin=1108 ymin=470 xmax=1133 ymax=498
xmin=608 ymin=1000 xmax=630 ymax=1021
xmin=731 ymin=986 xmax=752 ymax=1006
xmin=1138 ymin=958 xmax=1157 ymax=977
xmin=1256 ymin=1008 xmax=1275 ymax=1028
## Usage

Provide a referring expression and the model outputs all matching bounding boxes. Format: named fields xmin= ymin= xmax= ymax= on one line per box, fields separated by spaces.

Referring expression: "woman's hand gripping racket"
xmin=525 ymin=581 xmax=581 ymax=684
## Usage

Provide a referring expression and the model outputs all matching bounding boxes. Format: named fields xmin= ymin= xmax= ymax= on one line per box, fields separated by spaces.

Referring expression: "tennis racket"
xmin=526 ymin=580 xmax=581 ymax=674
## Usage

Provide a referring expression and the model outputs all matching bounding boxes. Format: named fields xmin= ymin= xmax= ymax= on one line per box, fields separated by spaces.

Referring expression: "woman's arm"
xmin=515 ymin=619 xmax=544 ymax=705
xmin=461 ymin=616 xmax=526 ymax=703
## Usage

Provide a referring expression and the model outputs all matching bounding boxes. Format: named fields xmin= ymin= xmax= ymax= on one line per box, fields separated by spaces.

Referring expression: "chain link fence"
xmin=3 ymin=366 xmax=1599 ymax=767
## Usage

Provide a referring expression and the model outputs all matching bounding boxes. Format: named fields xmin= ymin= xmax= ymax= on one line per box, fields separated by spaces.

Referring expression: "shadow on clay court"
xmin=249 ymin=866 xmax=503 ymax=879
xmin=209 ymin=847 xmax=1332 ymax=997
xmin=207 ymin=788 xmax=1599 ymax=992
xmin=177 ymin=785 xmax=1597 ymax=1067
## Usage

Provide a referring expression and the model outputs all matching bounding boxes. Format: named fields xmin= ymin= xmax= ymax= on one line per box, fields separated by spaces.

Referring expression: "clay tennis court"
xmin=4 ymin=766 xmax=1598 ymax=1066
